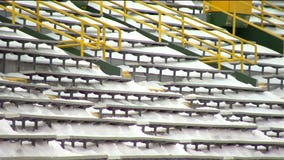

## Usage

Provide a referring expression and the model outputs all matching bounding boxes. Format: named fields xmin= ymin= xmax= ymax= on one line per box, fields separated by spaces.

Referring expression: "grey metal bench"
xmin=179 ymin=138 xmax=284 ymax=152
xmin=186 ymin=96 xmax=284 ymax=109
xmin=259 ymin=126 xmax=284 ymax=138
xmin=65 ymin=30 xmax=169 ymax=48
xmin=57 ymin=135 xmax=177 ymax=149
xmin=138 ymin=121 xmax=257 ymax=135
xmin=0 ymin=35 xmax=61 ymax=50
xmin=263 ymin=74 xmax=284 ymax=90
xmin=49 ymin=18 xmax=135 ymax=33
xmin=56 ymin=86 xmax=182 ymax=101
xmin=102 ymin=103 xmax=219 ymax=117
xmin=0 ymin=48 xmax=99 ymax=73
xmin=21 ymin=70 xmax=130 ymax=86
xmin=0 ymin=134 xmax=56 ymax=146
xmin=163 ymin=81 xmax=264 ymax=95
xmin=13 ymin=2 xmax=101 ymax=17
xmin=3 ymin=113 xmax=136 ymax=130
xmin=222 ymin=110 xmax=284 ymax=123
xmin=107 ymin=48 xmax=198 ymax=64
xmin=0 ymin=22 xmax=23 ymax=32
xmin=126 ymin=62 xmax=233 ymax=82
xmin=0 ymin=95 xmax=95 ymax=109
xmin=0 ymin=79 xmax=50 ymax=93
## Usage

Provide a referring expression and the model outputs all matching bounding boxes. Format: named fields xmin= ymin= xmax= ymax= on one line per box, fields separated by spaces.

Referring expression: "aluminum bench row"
xmin=0 ymin=48 xmax=99 ymax=73
xmin=186 ymin=96 xmax=284 ymax=109
xmin=8 ymin=2 xmax=101 ymax=17
xmin=0 ymin=22 xmax=23 ymax=32
xmin=180 ymin=138 xmax=284 ymax=152
xmin=101 ymin=103 xmax=219 ymax=117
xmin=222 ymin=110 xmax=284 ymax=123
xmin=3 ymin=133 xmax=282 ymax=152
xmin=263 ymin=74 xmax=284 ymax=90
xmin=126 ymin=62 xmax=233 ymax=82
xmin=56 ymin=86 xmax=182 ymax=101
xmin=0 ymin=79 xmax=50 ymax=93
xmin=106 ymin=48 xmax=198 ymax=64
xmin=0 ymin=134 xmax=176 ymax=149
xmin=259 ymin=126 xmax=284 ymax=138
xmin=138 ymin=121 xmax=257 ymax=135
xmin=66 ymin=31 xmax=169 ymax=48
xmin=0 ymin=35 xmax=61 ymax=50
xmin=163 ymin=82 xmax=264 ymax=95
xmin=1 ymin=113 xmax=135 ymax=130
xmin=0 ymin=95 xmax=95 ymax=109
xmin=49 ymin=18 xmax=135 ymax=33
xmin=21 ymin=70 xmax=130 ymax=86
xmin=0 ymin=155 xmax=107 ymax=160
xmin=247 ymin=61 xmax=284 ymax=75
xmin=151 ymin=2 xmax=203 ymax=15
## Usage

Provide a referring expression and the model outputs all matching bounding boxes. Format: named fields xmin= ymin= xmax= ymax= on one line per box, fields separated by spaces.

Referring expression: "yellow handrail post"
xmin=80 ymin=21 xmax=85 ymax=57
xmin=260 ymin=0 xmax=264 ymax=28
xmin=102 ymin=25 xmax=107 ymax=61
xmin=123 ymin=0 xmax=127 ymax=22
xmin=11 ymin=0 xmax=16 ymax=24
xmin=240 ymin=41 xmax=244 ymax=72
xmin=232 ymin=1 xmax=236 ymax=35
xmin=217 ymin=39 xmax=222 ymax=70
xmin=181 ymin=15 xmax=185 ymax=47
xmin=36 ymin=0 xmax=40 ymax=32
xmin=100 ymin=1 xmax=103 ymax=16
xmin=158 ymin=12 xmax=162 ymax=42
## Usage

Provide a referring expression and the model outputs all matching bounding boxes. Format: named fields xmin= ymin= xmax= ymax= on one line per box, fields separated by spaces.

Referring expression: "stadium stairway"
xmin=0 ymin=0 xmax=284 ymax=159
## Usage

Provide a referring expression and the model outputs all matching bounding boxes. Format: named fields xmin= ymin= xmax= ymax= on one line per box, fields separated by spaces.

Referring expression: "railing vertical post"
xmin=232 ymin=1 xmax=236 ymax=35
xmin=36 ymin=0 xmax=41 ymax=32
xmin=260 ymin=0 xmax=264 ymax=27
xmin=240 ymin=41 xmax=244 ymax=72
xmin=103 ymin=25 xmax=107 ymax=61
xmin=100 ymin=1 xmax=103 ymax=16
xmin=158 ymin=12 xmax=162 ymax=42
xmin=181 ymin=15 xmax=185 ymax=47
xmin=81 ymin=21 xmax=85 ymax=57
xmin=12 ymin=0 xmax=16 ymax=24
xmin=217 ymin=39 xmax=222 ymax=70
xmin=124 ymin=0 xmax=127 ymax=22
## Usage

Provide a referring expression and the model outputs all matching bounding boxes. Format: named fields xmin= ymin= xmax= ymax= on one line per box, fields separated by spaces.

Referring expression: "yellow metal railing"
xmin=253 ymin=1 xmax=284 ymax=31
xmin=93 ymin=0 xmax=257 ymax=72
xmin=0 ymin=0 xmax=122 ymax=60
xmin=203 ymin=1 xmax=284 ymax=41
xmin=150 ymin=0 xmax=258 ymax=72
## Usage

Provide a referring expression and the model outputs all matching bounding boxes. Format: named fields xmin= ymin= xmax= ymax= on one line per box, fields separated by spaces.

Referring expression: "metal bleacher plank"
xmin=0 ymin=35 xmax=61 ymax=49
xmin=21 ymin=70 xmax=130 ymax=85
xmin=0 ymin=48 xmax=99 ymax=71
xmin=127 ymin=62 xmax=232 ymax=82
xmin=116 ymin=154 xmax=224 ymax=160
xmin=103 ymin=103 xmax=219 ymax=117
xmin=0 ymin=79 xmax=50 ymax=93
xmin=0 ymin=22 xmax=23 ymax=32
xmin=163 ymin=81 xmax=264 ymax=94
xmin=59 ymin=86 xmax=182 ymax=101
xmin=186 ymin=95 xmax=284 ymax=109
xmin=110 ymin=48 xmax=198 ymax=64
xmin=0 ymin=155 xmax=108 ymax=160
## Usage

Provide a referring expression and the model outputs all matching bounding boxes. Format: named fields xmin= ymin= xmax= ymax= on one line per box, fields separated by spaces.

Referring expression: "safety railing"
xmin=203 ymin=1 xmax=284 ymax=41
xmin=149 ymin=0 xmax=258 ymax=72
xmin=93 ymin=0 xmax=256 ymax=72
xmin=0 ymin=0 xmax=122 ymax=60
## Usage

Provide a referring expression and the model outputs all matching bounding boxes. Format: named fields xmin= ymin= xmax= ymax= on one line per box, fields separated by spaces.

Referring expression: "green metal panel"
xmin=206 ymin=12 xmax=250 ymax=28
xmin=235 ymin=26 xmax=284 ymax=54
